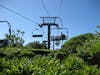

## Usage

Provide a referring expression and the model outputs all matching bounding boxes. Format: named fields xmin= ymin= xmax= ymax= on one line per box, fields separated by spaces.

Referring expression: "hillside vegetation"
xmin=61 ymin=33 xmax=95 ymax=53
xmin=0 ymin=33 xmax=100 ymax=75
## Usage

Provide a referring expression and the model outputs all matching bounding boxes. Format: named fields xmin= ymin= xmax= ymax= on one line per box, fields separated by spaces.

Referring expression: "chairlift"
xmin=51 ymin=35 xmax=61 ymax=41
xmin=42 ymin=40 xmax=48 ymax=45
xmin=43 ymin=40 xmax=48 ymax=43
xmin=32 ymin=28 xmax=43 ymax=37
xmin=51 ymin=27 xmax=61 ymax=41
xmin=51 ymin=27 xmax=68 ymax=41
xmin=55 ymin=40 xmax=60 ymax=46
xmin=51 ymin=28 xmax=61 ymax=47
xmin=51 ymin=36 xmax=60 ymax=47
xmin=56 ymin=27 xmax=68 ymax=40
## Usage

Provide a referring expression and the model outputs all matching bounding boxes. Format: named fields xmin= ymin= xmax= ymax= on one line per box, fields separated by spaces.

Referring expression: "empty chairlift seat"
xmin=32 ymin=28 xmax=43 ymax=38
xmin=32 ymin=34 xmax=43 ymax=37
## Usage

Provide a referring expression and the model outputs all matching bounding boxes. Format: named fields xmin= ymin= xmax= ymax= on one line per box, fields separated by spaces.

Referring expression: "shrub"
xmin=61 ymin=33 xmax=95 ymax=54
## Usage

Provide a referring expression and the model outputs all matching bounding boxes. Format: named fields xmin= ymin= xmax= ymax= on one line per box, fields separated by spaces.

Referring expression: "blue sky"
xmin=0 ymin=0 xmax=100 ymax=49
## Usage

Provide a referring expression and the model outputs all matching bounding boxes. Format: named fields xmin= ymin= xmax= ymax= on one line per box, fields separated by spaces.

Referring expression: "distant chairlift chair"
xmin=32 ymin=28 xmax=43 ymax=38
xmin=51 ymin=27 xmax=68 ymax=46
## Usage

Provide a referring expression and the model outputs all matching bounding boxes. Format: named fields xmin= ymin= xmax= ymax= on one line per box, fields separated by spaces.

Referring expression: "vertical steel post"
xmin=39 ymin=17 xmax=59 ymax=49
xmin=48 ymin=25 xmax=50 ymax=49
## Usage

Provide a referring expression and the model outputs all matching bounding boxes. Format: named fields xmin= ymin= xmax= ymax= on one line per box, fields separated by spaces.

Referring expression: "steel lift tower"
xmin=39 ymin=17 xmax=59 ymax=49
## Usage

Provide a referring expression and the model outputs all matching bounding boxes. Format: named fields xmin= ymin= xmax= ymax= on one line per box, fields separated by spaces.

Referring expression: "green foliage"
xmin=0 ymin=32 xmax=100 ymax=75
xmin=26 ymin=41 xmax=47 ymax=49
xmin=76 ymin=36 xmax=100 ymax=65
xmin=61 ymin=33 xmax=95 ymax=54
xmin=5 ymin=29 xmax=25 ymax=47
xmin=89 ymin=41 xmax=100 ymax=65
xmin=0 ymin=55 xmax=100 ymax=75
xmin=89 ymin=41 xmax=100 ymax=55
xmin=60 ymin=33 xmax=100 ymax=66
xmin=0 ymin=47 xmax=54 ymax=58
xmin=20 ymin=50 xmax=35 ymax=58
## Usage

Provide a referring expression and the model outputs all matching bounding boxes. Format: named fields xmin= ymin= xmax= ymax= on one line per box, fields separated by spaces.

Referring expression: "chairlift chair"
xmin=51 ymin=35 xmax=61 ymax=41
xmin=43 ymin=40 xmax=48 ymax=43
xmin=51 ymin=27 xmax=69 ymax=46
xmin=32 ymin=28 xmax=43 ymax=38
xmin=55 ymin=40 xmax=60 ymax=46
xmin=53 ymin=27 xmax=68 ymax=40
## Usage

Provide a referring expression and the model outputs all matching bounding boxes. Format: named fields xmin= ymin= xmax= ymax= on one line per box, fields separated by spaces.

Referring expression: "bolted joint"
xmin=39 ymin=24 xmax=42 ymax=28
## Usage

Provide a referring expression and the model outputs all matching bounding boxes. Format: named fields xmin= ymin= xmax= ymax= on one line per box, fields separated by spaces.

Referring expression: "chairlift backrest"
xmin=60 ymin=33 xmax=66 ymax=40
xmin=51 ymin=35 xmax=61 ymax=41
xmin=32 ymin=28 xmax=43 ymax=37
